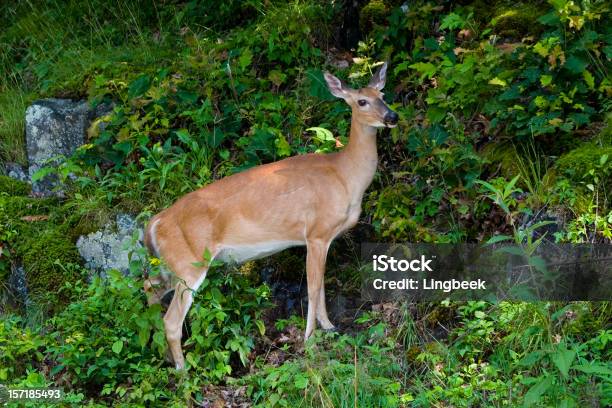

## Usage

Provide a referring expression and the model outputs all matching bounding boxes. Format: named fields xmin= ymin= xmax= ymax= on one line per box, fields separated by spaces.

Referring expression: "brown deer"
xmin=143 ymin=63 xmax=398 ymax=369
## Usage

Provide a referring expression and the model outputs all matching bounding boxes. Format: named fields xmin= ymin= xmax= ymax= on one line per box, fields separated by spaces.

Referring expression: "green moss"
xmin=0 ymin=195 xmax=58 ymax=219
xmin=490 ymin=3 xmax=545 ymax=38
xmin=18 ymin=227 xmax=81 ymax=309
xmin=0 ymin=175 xmax=31 ymax=196
xmin=360 ymin=0 xmax=388 ymax=34
xmin=555 ymin=143 xmax=612 ymax=182
xmin=0 ymin=193 xmax=83 ymax=311
xmin=481 ymin=140 xmax=520 ymax=179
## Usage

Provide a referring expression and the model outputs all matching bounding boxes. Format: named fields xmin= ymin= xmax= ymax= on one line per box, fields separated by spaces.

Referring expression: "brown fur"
xmin=144 ymin=65 xmax=396 ymax=369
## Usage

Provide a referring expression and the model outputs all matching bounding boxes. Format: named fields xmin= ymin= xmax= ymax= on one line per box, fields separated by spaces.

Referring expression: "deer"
xmin=143 ymin=63 xmax=398 ymax=369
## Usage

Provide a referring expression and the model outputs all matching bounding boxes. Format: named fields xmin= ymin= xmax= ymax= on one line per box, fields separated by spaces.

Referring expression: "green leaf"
xmin=307 ymin=127 xmax=335 ymax=142
xmin=128 ymin=74 xmax=152 ymax=99
xmin=138 ymin=326 xmax=151 ymax=348
xmin=294 ymin=375 xmax=309 ymax=389
xmin=552 ymin=347 xmax=576 ymax=378
xmin=175 ymin=129 xmax=192 ymax=145
xmin=489 ymin=77 xmax=507 ymax=87
xmin=564 ymin=55 xmax=587 ymax=74
xmin=496 ymin=246 xmax=527 ymax=257
xmin=485 ymin=235 xmax=512 ymax=245
xmin=583 ymin=71 xmax=595 ymax=89
xmin=307 ymin=69 xmax=335 ymax=101
xmin=409 ymin=62 xmax=437 ymax=80
xmin=275 ymin=133 xmax=291 ymax=157
xmin=239 ymin=48 xmax=253 ymax=71
xmin=519 ymin=351 xmax=545 ymax=366
xmin=153 ymin=331 xmax=166 ymax=351
xmin=31 ymin=166 xmax=55 ymax=182
xmin=523 ymin=376 xmax=552 ymax=407
xmin=255 ymin=319 xmax=266 ymax=336
xmin=540 ymin=75 xmax=553 ymax=86
xmin=572 ymin=363 xmax=612 ymax=377
xmin=528 ymin=256 xmax=547 ymax=273
xmin=112 ymin=340 xmax=123 ymax=354
xmin=440 ymin=12 xmax=465 ymax=30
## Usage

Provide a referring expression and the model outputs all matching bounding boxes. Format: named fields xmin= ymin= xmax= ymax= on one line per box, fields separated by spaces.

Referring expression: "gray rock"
xmin=8 ymin=264 xmax=30 ymax=309
xmin=25 ymin=99 xmax=113 ymax=196
xmin=3 ymin=162 xmax=28 ymax=181
xmin=76 ymin=213 xmax=142 ymax=277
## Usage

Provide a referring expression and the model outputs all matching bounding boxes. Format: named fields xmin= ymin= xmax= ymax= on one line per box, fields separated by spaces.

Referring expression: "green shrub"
xmin=242 ymin=328 xmax=405 ymax=407
xmin=184 ymin=263 xmax=272 ymax=381
xmin=0 ymin=315 xmax=45 ymax=382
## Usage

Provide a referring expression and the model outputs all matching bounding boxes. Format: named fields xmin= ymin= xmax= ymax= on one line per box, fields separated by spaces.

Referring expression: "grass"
xmin=0 ymin=88 xmax=30 ymax=164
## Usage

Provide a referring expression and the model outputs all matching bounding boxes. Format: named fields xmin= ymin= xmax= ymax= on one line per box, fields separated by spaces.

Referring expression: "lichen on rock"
xmin=76 ymin=213 xmax=142 ymax=278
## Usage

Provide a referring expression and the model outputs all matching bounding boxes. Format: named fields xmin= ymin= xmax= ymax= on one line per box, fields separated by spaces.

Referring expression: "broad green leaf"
xmin=523 ymin=376 xmax=552 ymax=407
xmin=572 ymin=363 xmax=612 ymax=377
xmin=128 ymin=74 xmax=152 ymax=99
xmin=540 ymin=75 xmax=553 ymax=86
xmin=552 ymin=347 xmax=576 ymax=378
xmin=307 ymin=127 xmax=335 ymax=142
xmin=138 ymin=326 xmax=150 ymax=348
xmin=528 ymin=256 xmax=547 ymax=273
xmin=564 ymin=55 xmax=587 ymax=74
xmin=519 ymin=350 xmax=545 ymax=366
xmin=112 ymin=340 xmax=123 ymax=354
xmin=294 ymin=374 xmax=309 ymax=389
xmin=238 ymin=48 xmax=253 ymax=70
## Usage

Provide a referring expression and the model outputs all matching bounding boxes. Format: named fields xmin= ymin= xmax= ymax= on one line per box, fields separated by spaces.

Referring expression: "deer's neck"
xmin=338 ymin=114 xmax=378 ymax=200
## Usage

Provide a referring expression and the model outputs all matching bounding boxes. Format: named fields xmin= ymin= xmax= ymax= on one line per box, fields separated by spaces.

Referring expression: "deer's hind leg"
xmin=158 ymin=241 xmax=216 ymax=370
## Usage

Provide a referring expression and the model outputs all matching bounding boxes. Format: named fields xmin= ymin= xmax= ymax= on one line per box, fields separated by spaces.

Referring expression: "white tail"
xmin=144 ymin=63 xmax=398 ymax=369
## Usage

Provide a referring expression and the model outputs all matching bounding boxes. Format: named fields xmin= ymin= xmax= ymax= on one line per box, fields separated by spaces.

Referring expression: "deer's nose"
xmin=384 ymin=111 xmax=399 ymax=125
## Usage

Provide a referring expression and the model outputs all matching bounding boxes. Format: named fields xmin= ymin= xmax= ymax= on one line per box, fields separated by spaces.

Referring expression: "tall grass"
xmin=0 ymin=89 xmax=29 ymax=164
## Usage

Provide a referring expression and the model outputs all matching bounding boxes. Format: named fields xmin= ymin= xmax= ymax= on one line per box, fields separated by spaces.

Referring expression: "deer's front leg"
xmin=317 ymin=281 xmax=335 ymax=330
xmin=304 ymin=239 xmax=330 ymax=340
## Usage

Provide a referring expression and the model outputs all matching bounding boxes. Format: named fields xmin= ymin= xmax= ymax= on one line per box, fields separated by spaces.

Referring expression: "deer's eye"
xmin=358 ymin=99 xmax=368 ymax=107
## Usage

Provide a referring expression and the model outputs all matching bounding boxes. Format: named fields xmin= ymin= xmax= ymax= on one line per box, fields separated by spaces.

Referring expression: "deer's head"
xmin=324 ymin=62 xmax=398 ymax=128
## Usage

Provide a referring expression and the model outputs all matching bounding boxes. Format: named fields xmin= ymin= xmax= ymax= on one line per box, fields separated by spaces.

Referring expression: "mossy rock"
xmin=490 ymin=2 xmax=546 ymax=38
xmin=0 ymin=193 xmax=84 ymax=311
xmin=0 ymin=175 xmax=31 ymax=196
xmin=19 ymin=228 xmax=81 ymax=309
xmin=555 ymin=143 xmax=612 ymax=183
xmin=481 ymin=140 xmax=520 ymax=178
xmin=360 ymin=0 xmax=388 ymax=34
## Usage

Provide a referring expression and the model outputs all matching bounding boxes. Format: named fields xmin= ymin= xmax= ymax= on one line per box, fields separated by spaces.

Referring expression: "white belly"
xmin=217 ymin=240 xmax=304 ymax=263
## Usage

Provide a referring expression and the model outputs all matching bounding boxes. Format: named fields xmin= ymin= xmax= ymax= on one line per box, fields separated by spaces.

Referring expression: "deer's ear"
xmin=324 ymin=72 xmax=349 ymax=99
xmin=368 ymin=62 xmax=388 ymax=90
